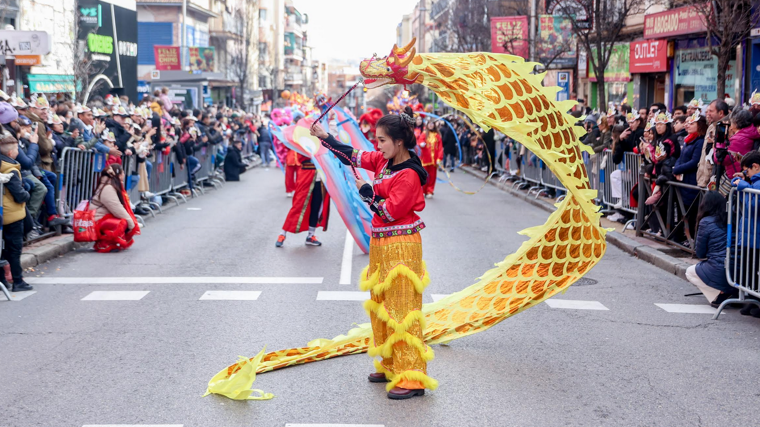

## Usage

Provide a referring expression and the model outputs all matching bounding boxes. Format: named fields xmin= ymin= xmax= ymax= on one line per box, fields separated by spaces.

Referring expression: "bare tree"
xmin=498 ymin=21 xmax=576 ymax=70
xmin=228 ymin=0 xmax=257 ymax=109
xmin=684 ymin=0 xmax=760 ymax=99
xmin=447 ymin=0 xmax=494 ymax=52
xmin=554 ymin=0 xmax=649 ymax=109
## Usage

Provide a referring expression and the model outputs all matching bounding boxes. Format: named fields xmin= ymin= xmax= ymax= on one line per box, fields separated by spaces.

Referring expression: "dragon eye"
xmin=387 ymin=67 xmax=391 ymax=72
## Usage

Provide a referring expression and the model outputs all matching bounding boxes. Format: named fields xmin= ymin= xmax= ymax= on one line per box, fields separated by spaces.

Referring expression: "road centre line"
xmin=27 ymin=277 xmax=323 ymax=285
xmin=83 ymin=425 xmax=183 ymax=427
xmin=339 ymin=230 xmax=354 ymax=285
xmin=285 ymin=424 xmax=384 ymax=427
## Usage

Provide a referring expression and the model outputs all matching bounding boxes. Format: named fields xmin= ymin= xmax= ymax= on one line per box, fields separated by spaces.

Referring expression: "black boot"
xmin=12 ymin=280 xmax=33 ymax=292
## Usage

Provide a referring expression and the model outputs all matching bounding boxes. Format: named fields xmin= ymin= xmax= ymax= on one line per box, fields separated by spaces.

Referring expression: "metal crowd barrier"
xmin=636 ymin=172 xmax=707 ymax=254
xmin=619 ymin=152 xmax=641 ymax=215
xmin=715 ymin=187 xmax=760 ymax=319
xmin=57 ymin=147 xmax=105 ymax=218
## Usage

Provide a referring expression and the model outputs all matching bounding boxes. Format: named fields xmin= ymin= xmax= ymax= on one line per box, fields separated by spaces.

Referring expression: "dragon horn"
xmin=398 ymin=47 xmax=416 ymax=67
xmin=394 ymin=38 xmax=416 ymax=55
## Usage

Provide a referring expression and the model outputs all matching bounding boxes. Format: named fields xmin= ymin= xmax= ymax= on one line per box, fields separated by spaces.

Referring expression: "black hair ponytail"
xmin=377 ymin=106 xmax=417 ymax=150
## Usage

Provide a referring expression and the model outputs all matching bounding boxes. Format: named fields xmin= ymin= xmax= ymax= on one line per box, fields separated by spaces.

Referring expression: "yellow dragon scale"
xmin=206 ymin=52 xmax=607 ymax=398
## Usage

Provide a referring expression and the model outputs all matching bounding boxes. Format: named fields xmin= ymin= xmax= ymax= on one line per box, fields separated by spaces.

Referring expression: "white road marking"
xmin=339 ymin=230 xmax=354 ymax=285
xmin=8 ymin=291 xmax=36 ymax=301
xmin=544 ymin=299 xmax=609 ymax=311
xmin=655 ymin=303 xmax=717 ymax=314
xmin=199 ymin=291 xmax=262 ymax=301
xmin=285 ymin=425 xmax=384 ymax=427
xmin=431 ymin=294 xmax=450 ymax=302
xmin=83 ymin=425 xmax=183 ymax=427
xmin=81 ymin=291 xmax=150 ymax=301
xmin=187 ymin=208 xmax=202 ymax=210
xmin=27 ymin=277 xmax=323 ymax=285
xmin=316 ymin=291 xmax=370 ymax=301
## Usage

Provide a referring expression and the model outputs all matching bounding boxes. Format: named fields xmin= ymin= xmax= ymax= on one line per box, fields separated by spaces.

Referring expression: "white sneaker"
xmin=425 ymin=194 xmax=433 ymax=199
xmin=286 ymin=192 xmax=294 ymax=198
xmin=607 ymin=212 xmax=624 ymax=222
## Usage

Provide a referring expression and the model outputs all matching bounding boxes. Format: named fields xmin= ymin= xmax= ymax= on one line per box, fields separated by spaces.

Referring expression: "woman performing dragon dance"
xmin=205 ymin=38 xmax=608 ymax=400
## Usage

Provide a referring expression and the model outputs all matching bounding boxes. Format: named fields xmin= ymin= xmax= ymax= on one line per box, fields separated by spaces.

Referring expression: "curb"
xmin=459 ymin=166 xmax=689 ymax=281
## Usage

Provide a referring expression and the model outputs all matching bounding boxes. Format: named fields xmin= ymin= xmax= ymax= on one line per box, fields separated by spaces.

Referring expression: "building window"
xmin=259 ymin=9 xmax=267 ymax=20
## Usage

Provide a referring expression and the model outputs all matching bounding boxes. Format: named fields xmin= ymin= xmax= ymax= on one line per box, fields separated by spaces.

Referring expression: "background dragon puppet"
xmin=206 ymin=38 xmax=608 ymax=400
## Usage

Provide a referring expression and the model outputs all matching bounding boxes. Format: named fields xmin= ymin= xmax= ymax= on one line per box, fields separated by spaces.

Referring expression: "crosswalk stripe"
xmin=285 ymin=425 xmax=384 ymax=427
xmin=8 ymin=291 xmax=36 ymax=301
xmin=83 ymin=425 xmax=183 ymax=427
xmin=27 ymin=277 xmax=323 ymax=285
xmin=316 ymin=291 xmax=369 ymax=301
xmin=199 ymin=291 xmax=261 ymax=301
xmin=655 ymin=303 xmax=717 ymax=314
xmin=544 ymin=299 xmax=609 ymax=310
xmin=81 ymin=291 xmax=150 ymax=301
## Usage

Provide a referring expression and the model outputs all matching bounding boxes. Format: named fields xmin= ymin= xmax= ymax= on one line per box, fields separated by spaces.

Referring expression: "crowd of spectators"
xmin=0 ymin=88 xmax=265 ymax=292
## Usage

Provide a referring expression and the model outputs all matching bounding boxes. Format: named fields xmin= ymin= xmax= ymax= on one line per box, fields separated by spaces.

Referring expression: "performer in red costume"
xmin=90 ymin=164 xmax=141 ymax=253
xmin=359 ymin=108 xmax=383 ymax=150
xmin=311 ymin=106 xmax=434 ymax=400
xmin=284 ymin=148 xmax=300 ymax=197
xmin=276 ymin=154 xmax=330 ymax=247
xmin=418 ymin=119 xmax=443 ymax=198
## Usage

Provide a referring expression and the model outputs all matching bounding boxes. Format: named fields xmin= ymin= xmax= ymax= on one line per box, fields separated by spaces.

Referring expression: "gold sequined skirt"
xmin=360 ymin=233 xmax=437 ymax=391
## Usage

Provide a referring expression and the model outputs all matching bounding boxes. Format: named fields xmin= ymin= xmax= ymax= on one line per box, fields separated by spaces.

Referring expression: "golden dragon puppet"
xmin=205 ymin=39 xmax=608 ymax=400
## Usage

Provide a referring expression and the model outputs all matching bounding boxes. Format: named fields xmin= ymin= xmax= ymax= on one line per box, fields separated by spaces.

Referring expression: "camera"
xmin=715 ymin=122 xmax=728 ymax=145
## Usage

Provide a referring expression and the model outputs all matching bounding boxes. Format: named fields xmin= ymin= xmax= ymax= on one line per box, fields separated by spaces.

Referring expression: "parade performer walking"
xmin=310 ymin=105 xmax=434 ymax=400
xmin=275 ymin=153 xmax=330 ymax=247
xmin=359 ymin=108 xmax=382 ymax=150
xmin=418 ymin=119 xmax=443 ymax=198
xmin=284 ymin=148 xmax=300 ymax=197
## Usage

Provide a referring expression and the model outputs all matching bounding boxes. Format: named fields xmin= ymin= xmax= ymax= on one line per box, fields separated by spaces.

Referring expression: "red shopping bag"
xmin=72 ymin=201 xmax=98 ymax=242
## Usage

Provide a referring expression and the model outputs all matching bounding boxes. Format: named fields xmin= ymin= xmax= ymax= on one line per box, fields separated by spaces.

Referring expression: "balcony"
xmin=284 ymin=72 xmax=303 ymax=85
xmin=430 ymin=0 xmax=450 ymax=20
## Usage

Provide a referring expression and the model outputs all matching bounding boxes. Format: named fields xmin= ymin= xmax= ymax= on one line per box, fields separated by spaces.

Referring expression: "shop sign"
xmin=751 ymin=27 xmax=760 ymax=38
xmin=79 ymin=4 xmax=100 ymax=28
xmin=644 ymin=5 xmax=707 ymax=39
xmin=675 ymin=45 xmax=736 ymax=101
xmin=630 ymin=39 xmax=667 ymax=73
xmin=0 ymin=31 xmax=51 ymax=56
xmin=154 ymin=45 xmax=181 ymax=71
xmin=538 ymin=15 xmax=576 ymax=68
xmin=546 ymin=0 xmax=592 ymax=29
xmin=589 ymin=44 xmax=630 ymax=82
xmin=27 ymin=74 xmax=77 ymax=94
xmin=189 ymin=47 xmax=215 ymax=72
xmin=14 ymin=55 xmax=41 ymax=66
xmin=88 ymin=33 xmax=113 ymax=55
xmin=490 ymin=16 xmax=528 ymax=58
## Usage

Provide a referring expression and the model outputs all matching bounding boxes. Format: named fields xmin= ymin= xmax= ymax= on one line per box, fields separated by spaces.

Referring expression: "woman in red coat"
xmin=276 ymin=153 xmax=330 ymax=247
xmin=311 ymin=105 xmax=435 ymax=400
xmin=418 ymin=120 xmax=443 ymax=198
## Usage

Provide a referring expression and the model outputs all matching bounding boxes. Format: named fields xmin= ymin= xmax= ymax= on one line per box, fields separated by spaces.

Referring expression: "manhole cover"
xmin=574 ymin=278 xmax=599 ymax=286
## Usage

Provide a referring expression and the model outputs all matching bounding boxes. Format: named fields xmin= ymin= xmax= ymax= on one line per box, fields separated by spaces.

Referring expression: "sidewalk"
xmin=459 ymin=166 xmax=696 ymax=280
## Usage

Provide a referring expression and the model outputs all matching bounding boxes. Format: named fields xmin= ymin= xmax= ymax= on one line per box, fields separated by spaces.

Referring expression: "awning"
xmin=26 ymin=74 xmax=78 ymax=94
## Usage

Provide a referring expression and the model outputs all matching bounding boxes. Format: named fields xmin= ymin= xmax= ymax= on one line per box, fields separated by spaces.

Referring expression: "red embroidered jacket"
xmin=351 ymin=149 xmax=426 ymax=238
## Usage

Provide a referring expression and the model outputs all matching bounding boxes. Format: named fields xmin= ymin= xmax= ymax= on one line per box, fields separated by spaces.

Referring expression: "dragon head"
xmin=360 ymin=38 xmax=419 ymax=89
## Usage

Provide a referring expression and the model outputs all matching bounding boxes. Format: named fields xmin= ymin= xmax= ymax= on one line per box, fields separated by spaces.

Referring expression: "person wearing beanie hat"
xmin=0 ymin=101 xmax=19 ymax=125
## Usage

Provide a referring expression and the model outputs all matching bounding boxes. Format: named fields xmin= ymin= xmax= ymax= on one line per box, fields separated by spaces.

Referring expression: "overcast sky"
xmin=293 ymin=0 xmax=418 ymax=65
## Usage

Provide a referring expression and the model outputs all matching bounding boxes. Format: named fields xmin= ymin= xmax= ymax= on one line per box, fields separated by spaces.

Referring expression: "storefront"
xmin=748 ymin=27 xmax=760 ymax=98
xmin=77 ymin=0 xmax=138 ymax=101
xmin=588 ymin=44 xmax=631 ymax=110
xmin=629 ymin=39 xmax=668 ymax=110
xmin=642 ymin=5 xmax=739 ymax=109
xmin=0 ymin=29 xmax=52 ymax=96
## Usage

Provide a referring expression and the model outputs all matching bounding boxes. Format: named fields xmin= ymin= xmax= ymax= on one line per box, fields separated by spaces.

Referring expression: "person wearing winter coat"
xmin=0 ymin=134 xmax=33 ymax=292
xmin=715 ymin=110 xmax=760 ymax=184
xmin=223 ymin=138 xmax=247 ymax=181
xmin=672 ymin=115 xmax=707 ymax=207
xmin=686 ymin=191 xmax=734 ymax=306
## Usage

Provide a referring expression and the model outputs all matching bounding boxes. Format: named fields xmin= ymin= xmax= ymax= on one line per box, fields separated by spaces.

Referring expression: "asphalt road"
xmin=1 ymin=166 xmax=758 ymax=427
